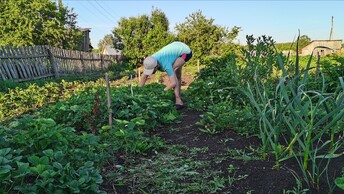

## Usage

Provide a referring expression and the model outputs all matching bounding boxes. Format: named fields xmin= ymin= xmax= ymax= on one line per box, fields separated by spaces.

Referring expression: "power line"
xmin=88 ymin=1 xmax=117 ymax=24
xmin=75 ymin=1 xmax=112 ymax=24
xmin=94 ymin=0 xmax=120 ymax=23
xmin=76 ymin=1 xmax=103 ymax=23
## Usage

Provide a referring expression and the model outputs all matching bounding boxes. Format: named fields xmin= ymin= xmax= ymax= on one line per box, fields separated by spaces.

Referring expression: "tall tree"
xmin=142 ymin=8 xmax=175 ymax=55
xmin=175 ymin=10 xmax=240 ymax=64
xmin=59 ymin=4 xmax=83 ymax=50
xmin=298 ymin=35 xmax=311 ymax=48
xmin=112 ymin=8 xmax=174 ymax=66
xmin=0 ymin=0 xmax=82 ymax=49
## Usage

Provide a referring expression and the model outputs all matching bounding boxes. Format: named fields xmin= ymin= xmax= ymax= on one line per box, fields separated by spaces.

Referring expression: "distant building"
xmin=79 ymin=28 xmax=92 ymax=52
xmin=283 ymin=16 xmax=343 ymax=57
xmin=101 ymin=45 xmax=123 ymax=63
xmin=299 ymin=40 xmax=342 ymax=56
xmin=102 ymin=45 xmax=121 ymax=55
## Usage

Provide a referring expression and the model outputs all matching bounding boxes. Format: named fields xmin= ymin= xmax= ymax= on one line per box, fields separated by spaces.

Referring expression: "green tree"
xmin=175 ymin=10 xmax=240 ymax=64
xmin=59 ymin=1 xmax=83 ymax=50
xmin=0 ymin=0 xmax=82 ymax=49
xmin=112 ymin=8 xmax=174 ymax=66
xmin=298 ymin=34 xmax=311 ymax=48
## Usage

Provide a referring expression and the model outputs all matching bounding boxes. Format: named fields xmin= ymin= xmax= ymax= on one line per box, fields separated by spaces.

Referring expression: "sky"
xmin=61 ymin=0 xmax=344 ymax=49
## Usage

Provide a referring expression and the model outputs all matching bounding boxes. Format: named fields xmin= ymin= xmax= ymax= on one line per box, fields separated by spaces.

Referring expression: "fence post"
xmin=80 ymin=52 xmax=86 ymax=74
xmin=46 ymin=46 xmax=59 ymax=78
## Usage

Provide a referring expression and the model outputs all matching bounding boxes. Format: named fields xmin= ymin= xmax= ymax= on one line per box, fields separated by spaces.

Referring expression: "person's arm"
xmin=164 ymin=74 xmax=177 ymax=91
xmin=139 ymin=74 xmax=149 ymax=87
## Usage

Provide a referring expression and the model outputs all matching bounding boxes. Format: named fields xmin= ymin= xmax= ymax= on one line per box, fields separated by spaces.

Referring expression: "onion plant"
xmin=243 ymin=37 xmax=344 ymax=190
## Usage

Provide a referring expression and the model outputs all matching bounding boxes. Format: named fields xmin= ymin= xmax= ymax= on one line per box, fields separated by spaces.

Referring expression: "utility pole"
xmin=329 ymin=16 xmax=334 ymax=40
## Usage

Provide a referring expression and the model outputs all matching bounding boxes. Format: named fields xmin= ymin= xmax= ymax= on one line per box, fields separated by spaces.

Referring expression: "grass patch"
xmin=104 ymin=144 xmax=231 ymax=193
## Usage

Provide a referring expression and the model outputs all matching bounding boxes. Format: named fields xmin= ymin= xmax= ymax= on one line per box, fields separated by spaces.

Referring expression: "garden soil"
xmin=154 ymin=109 xmax=344 ymax=194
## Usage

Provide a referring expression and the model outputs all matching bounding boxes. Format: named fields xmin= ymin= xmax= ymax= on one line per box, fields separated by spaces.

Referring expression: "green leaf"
xmin=30 ymin=164 xmax=47 ymax=174
xmin=43 ymin=149 xmax=54 ymax=157
xmin=131 ymin=118 xmax=145 ymax=126
xmin=40 ymin=156 xmax=49 ymax=165
xmin=127 ymin=122 xmax=135 ymax=130
xmin=78 ymin=177 xmax=86 ymax=185
xmin=115 ymin=129 xmax=125 ymax=137
xmin=68 ymin=180 xmax=80 ymax=193
xmin=14 ymin=162 xmax=29 ymax=178
xmin=9 ymin=120 xmax=20 ymax=128
xmin=0 ymin=165 xmax=12 ymax=174
xmin=70 ymin=105 xmax=79 ymax=112
xmin=84 ymin=161 xmax=94 ymax=168
xmin=53 ymin=151 xmax=65 ymax=161
xmin=59 ymin=105 xmax=68 ymax=111
xmin=38 ymin=118 xmax=56 ymax=127
xmin=28 ymin=155 xmax=40 ymax=165
xmin=315 ymin=153 xmax=343 ymax=159
xmin=0 ymin=148 xmax=11 ymax=156
xmin=163 ymin=112 xmax=177 ymax=122
xmin=0 ymin=157 xmax=10 ymax=165
xmin=53 ymin=162 xmax=63 ymax=170
xmin=41 ymin=170 xmax=50 ymax=178
xmin=101 ymin=125 xmax=111 ymax=131
xmin=335 ymin=177 xmax=344 ymax=190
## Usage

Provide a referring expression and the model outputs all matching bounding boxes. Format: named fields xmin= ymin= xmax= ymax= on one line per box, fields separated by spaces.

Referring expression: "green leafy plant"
xmin=0 ymin=116 xmax=108 ymax=193
xmin=197 ymin=102 xmax=258 ymax=135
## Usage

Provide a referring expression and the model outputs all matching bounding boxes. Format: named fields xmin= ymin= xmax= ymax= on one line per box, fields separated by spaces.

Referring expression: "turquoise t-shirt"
xmin=152 ymin=41 xmax=191 ymax=76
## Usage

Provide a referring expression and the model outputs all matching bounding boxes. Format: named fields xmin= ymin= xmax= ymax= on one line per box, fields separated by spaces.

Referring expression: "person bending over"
xmin=139 ymin=41 xmax=192 ymax=108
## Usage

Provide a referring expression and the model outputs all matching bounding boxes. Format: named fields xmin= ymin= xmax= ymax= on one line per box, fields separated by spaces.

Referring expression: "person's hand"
xmin=139 ymin=74 xmax=148 ymax=87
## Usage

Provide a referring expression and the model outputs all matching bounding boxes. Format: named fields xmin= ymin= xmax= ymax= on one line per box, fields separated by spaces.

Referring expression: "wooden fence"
xmin=0 ymin=45 xmax=121 ymax=82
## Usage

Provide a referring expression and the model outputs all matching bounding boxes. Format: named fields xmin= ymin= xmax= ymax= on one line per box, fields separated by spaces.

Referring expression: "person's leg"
xmin=172 ymin=57 xmax=185 ymax=105
xmin=174 ymin=67 xmax=183 ymax=105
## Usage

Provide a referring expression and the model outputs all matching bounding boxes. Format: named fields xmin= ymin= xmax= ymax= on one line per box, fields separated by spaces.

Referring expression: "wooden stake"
xmin=130 ymin=74 xmax=133 ymax=96
xmin=105 ymin=73 xmax=112 ymax=128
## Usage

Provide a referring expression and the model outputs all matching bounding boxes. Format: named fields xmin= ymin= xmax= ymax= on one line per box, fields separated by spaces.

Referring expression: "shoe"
xmin=175 ymin=104 xmax=186 ymax=110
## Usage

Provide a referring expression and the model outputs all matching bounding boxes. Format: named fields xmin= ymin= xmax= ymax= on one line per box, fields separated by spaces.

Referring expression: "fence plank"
xmin=29 ymin=47 xmax=38 ymax=77
xmin=20 ymin=47 xmax=33 ymax=78
xmin=26 ymin=46 xmax=37 ymax=77
xmin=4 ymin=60 xmax=14 ymax=80
xmin=0 ymin=66 xmax=6 ymax=80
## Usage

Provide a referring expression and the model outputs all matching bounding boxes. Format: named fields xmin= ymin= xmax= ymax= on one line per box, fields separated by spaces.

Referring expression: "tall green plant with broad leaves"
xmin=243 ymin=34 xmax=344 ymax=191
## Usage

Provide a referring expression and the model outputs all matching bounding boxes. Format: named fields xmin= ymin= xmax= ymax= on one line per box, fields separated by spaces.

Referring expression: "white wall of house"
xmin=300 ymin=40 xmax=342 ymax=56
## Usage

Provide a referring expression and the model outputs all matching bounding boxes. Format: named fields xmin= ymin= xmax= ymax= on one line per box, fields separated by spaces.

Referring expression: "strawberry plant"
xmin=0 ymin=117 xmax=108 ymax=193
xmin=197 ymin=102 xmax=258 ymax=135
xmin=0 ymin=78 xmax=181 ymax=193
